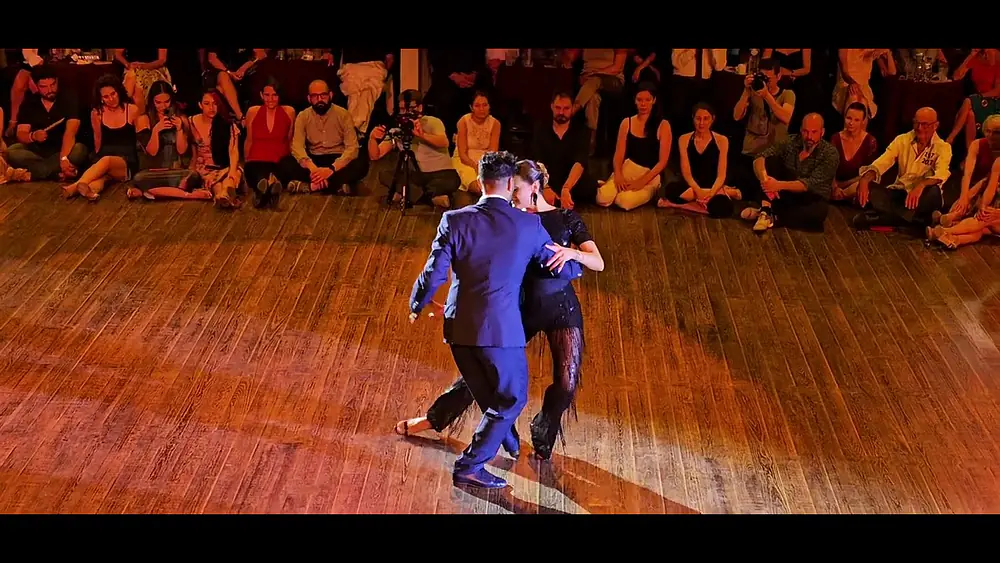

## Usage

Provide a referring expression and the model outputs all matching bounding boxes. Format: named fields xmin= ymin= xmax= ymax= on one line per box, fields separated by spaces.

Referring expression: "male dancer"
xmin=408 ymin=151 xmax=583 ymax=489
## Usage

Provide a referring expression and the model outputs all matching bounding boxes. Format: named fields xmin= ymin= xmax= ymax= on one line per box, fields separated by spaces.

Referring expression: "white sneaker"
xmin=753 ymin=210 xmax=774 ymax=233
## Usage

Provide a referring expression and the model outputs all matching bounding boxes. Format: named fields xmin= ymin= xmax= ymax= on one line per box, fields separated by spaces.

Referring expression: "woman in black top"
xmin=64 ymin=74 xmax=139 ymax=201
xmin=395 ymin=160 xmax=605 ymax=460
xmin=659 ymin=102 xmax=741 ymax=217
xmin=114 ymin=48 xmax=171 ymax=114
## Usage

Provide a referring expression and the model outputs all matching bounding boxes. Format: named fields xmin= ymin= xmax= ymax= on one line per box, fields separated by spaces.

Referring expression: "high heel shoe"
xmin=530 ymin=412 xmax=558 ymax=461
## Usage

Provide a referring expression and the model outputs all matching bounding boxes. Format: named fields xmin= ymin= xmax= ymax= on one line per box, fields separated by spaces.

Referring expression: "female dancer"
xmin=395 ymin=159 xmax=605 ymax=460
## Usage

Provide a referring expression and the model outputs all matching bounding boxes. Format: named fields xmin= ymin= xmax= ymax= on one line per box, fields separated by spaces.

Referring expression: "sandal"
xmin=394 ymin=420 xmax=410 ymax=436
xmin=936 ymin=233 xmax=960 ymax=250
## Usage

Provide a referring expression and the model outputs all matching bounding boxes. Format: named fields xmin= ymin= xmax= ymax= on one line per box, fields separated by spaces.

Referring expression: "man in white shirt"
xmin=853 ymin=107 xmax=952 ymax=230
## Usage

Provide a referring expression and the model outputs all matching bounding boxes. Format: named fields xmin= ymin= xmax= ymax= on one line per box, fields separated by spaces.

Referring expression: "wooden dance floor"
xmin=0 ymin=179 xmax=998 ymax=514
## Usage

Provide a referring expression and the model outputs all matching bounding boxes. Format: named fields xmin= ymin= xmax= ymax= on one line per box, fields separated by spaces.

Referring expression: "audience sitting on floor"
xmin=128 ymin=80 xmax=203 ymax=201
xmin=5 ymin=65 xmax=88 ymax=182
xmin=529 ymin=91 xmax=598 ymax=211
xmin=739 ymin=113 xmax=840 ymax=232
xmin=286 ymin=80 xmax=368 ymax=198
xmin=830 ymin=102 xmax=879 ymax=203
xmin=63 ymin=74 xmax=140 ymax=201
xmin=853 ymin=107 xmax=952 ymax=231
xmin=926 ymin=157 xmax=1000 ymax=249
xmin=370 ymin=89 xmax=460 ymax=209
xmin=932 ymin=114 xmax=1000 ymax=229
xmin=451 ymin=91 xmax=499 ymax=195
xmin=658 ymin=102 xmax=740 ymax=217
xmin=596 ymin=82 xmax=671 ymax=211
xmin=243 ymin=76 xmax=296 ymax=207
xmin=187 ymin=89 xmax=244 ymax=208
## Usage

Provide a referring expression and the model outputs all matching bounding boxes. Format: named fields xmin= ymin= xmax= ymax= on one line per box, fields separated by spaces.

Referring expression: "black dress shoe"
xmin=453 ymin=468 xmax=507 ymax=489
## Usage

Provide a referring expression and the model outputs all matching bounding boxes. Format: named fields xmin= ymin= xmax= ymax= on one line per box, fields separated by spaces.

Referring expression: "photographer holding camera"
xmin=369 ymin=89 xmax=461 ymax=209
xmin=733 ymin=58 xmax=796 ymax=189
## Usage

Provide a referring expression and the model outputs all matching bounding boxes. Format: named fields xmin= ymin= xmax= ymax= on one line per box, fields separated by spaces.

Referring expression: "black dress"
xmin=424 ymin=207 xmax=592 ymax=460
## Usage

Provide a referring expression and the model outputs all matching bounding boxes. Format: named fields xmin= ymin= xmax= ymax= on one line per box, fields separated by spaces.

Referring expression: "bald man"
xmin=740 ymin=112 xmax=840 ymax=232
xmin=853 ymin=107 xmax=952 ymax=230
xmin=281 ymin=79 xmax=368 ymax=196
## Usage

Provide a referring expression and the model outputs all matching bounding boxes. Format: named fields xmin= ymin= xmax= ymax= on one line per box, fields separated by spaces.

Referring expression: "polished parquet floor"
xmin=0 ymin=176 xmax=997 ymax=514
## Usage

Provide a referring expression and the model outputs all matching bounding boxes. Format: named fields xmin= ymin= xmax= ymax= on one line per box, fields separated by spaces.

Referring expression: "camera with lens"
xmin=751 ymin=72 xmax=768 ymax=92
xmin=383 ymin=108 xmax=421 ymax=148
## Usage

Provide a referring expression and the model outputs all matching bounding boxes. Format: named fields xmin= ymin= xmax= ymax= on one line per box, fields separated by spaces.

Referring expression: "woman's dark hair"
xmin=93 ymin=73 xmax=132 ymax=112
xmin=199 ymin=89 xmax=232 ymax=168
xmin=260 ymin=75 xmax=282 ymax=98
xmin=692 ymin=102 xmax=716 ymax=119
xmin=471 ymin=90 xmax=490 ymax=106
xmin=634 ymin=81 xmax=662 ymax=139
xmin=145 ymin=80 xmax=175 ymax=127
xmin=845 ymin=101 xmax=869 ymax=120
xmin=515 ymin=159 xmax=549 ymax=188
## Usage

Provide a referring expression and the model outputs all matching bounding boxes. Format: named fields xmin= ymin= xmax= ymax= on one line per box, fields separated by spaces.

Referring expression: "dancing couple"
xmin=401 ymin=150 xmax=605 ymax=489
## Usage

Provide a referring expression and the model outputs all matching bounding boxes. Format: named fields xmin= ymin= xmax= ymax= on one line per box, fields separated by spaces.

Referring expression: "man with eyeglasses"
xmin=852 ymin=107 xmax=952 ymax=230
xmin=282 ymin=80 xmax=368 ymax=196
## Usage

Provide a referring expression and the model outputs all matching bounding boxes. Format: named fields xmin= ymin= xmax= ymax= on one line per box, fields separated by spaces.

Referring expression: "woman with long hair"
xmin=395 ymin=159 xmax=605 ymax=460
xmin=187 ymin=89 xmax=244 ymax=208
xmin=63 ymin=74 xmax=139 ymax=201
xmin=127 ymin=80 xmax=207 ymax=201
xmin=595 ymin=81 xmax=671 ymax=211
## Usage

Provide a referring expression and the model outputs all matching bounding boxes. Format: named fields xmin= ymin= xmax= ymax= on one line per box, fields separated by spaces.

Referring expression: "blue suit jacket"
xmin=410 ymin=196 xmax=583 ymax=348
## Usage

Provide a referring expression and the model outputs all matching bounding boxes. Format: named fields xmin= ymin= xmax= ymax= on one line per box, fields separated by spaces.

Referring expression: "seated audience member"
xmin=853 ymin=107 xmax=952 ymax=230
xmin=283 ymin=80 xmax=367 ymax=197
xmin=205 ymin=48 xmax=268 ymax=124
xmin=669 ymin=49 xmax=727 ymax=133
xmin=933 ymin=114 xmax=1000 ymax=228
xmin=188 ymin=90 xmax=244 ymax=208
xmin=945 ymin=49 xmax=1000 ymax=149
xmin=115 ymin=48 xmax=171 ymax=114
xmin=6 ymin=65 xmax=88 ymax=183
xmin=5 ymin=49 xmax=50 ymax=137
xmin=830 ymin=102 xmax=879 ymax=203
xmin=659 ymin=103 xmax=741 ymax=217
xmin=573 ymin=49 xmax=628 ymax=154
xmin=127 ymin=81 xmax=204 ymax=201
xmin=832 ymin=49 xmax=895 ymax=119
xmin=425 ymin=48 xmax=487 ymax=147
xmin=369 ymin=89 xmax=459 ymax=209
xmin=733 ymin=59 xmax=795 ymax=186
xmin=926 ymin=157 xmax=1000 ymax=249
xmin=529 ymin=91 xmax=599 ymax=210
xmin=452 ymin=91 xmax=500 ymax=194
xmin=337 ymin=47 xmax=396 ymax=137
xmin=740 ymin=113 xmax=839 ymax=232
xmin=596 ymin=82 xmax=671 ymax=211
xmin=63 ymin=75 xmax=140 ymax=201
xmin=243 ymin=77 xmax=296 ymax=207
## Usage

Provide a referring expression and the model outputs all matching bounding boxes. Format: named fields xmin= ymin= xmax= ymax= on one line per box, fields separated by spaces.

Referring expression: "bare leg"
xmin=6 ymin=70 xmax=32 ymax=136
xmin=215 ymin=72 xmax=244 ymax=122
xmin=71 ymin=156 xmax=128 ymax=200
xmin=946 ymin=98 xmax=972 ymax=144
xmin=147 ymin=187 xmax=213 ymax=200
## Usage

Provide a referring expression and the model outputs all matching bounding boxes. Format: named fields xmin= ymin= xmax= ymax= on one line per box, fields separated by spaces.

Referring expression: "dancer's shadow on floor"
xmin=402 ymin=435 xmax=698 ymax=515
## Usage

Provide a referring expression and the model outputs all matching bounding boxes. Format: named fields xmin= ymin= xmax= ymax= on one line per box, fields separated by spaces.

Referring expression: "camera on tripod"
xmin=383 ymin=109 xmax=421 ymax=148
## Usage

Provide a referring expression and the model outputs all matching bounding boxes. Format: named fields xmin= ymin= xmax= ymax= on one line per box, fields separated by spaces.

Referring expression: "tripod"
xmin=385 ymin=143 xmax=418 ymax=215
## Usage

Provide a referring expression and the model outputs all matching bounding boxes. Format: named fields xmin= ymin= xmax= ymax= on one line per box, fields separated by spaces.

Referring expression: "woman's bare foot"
xmin=126 ymin=186 xmax=144 ymax=200
xmin=926 ymin=225 xmax=945 ymax=241
xmin=62 ymin=183 xmax=80 ymax=199
xmin=394 ymin=417 xmax=433 ymax=437
xmin=656 ymin=197 xmax=670 ymax=208
xmin=77 ymin=182 xmax=99 ymax=201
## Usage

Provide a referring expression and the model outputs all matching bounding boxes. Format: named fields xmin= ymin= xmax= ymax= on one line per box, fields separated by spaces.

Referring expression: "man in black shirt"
xmin=6 ymin=65 xmax=88 ymax=182
xmin=336 ymin=47 xmax=396 ymax=137
xmin=529 ymin=91 xmax=598 ymax=209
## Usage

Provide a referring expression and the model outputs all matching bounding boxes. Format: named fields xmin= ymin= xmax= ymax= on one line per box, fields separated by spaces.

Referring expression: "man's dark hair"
xmin=551 ymin=90 xmax=573 ymax=103
xmin=32 ymin=64 xmax=58 ymax=83
xmin=399 ymin=89 xmax=423 ymax=106
xmin=478 ymin=151 xmax=518 ymax=182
